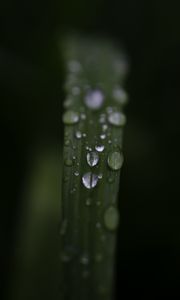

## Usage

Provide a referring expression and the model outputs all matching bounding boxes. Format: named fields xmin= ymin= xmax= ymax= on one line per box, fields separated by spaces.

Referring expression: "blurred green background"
xmin=0 ymin=0 xmax=180 ymax=298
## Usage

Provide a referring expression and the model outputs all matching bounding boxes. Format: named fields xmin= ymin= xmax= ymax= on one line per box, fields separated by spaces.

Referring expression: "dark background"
xmin=0 ymin=0 xmax=180 ymax=298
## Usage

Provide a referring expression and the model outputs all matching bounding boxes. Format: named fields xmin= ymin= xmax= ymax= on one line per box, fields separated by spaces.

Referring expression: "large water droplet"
xmin=82 ymin=172 xmax=99 ymax=189
xmin=108 ymin=111 xmax=126 ymax=127
xmin=87 ymin=151 xmax=99 ymax=167
xmin=63 ymin=110 xmax=79 ymax=125
xmin=113 ymin=87 xmax=128 ymax=105
xmin=104 ymin=206 xmax=119 ymax=231
xmin=84 ymin=89 xmax=104 ymax=110
xmin=107 ymin=151 xmax=124 ymax=170
xmin=95 ymin=145 xmax=105 ymax=152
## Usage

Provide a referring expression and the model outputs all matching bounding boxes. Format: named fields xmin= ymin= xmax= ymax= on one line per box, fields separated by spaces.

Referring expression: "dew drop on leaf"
xmin=82 ymin=172 xmax=99 ymax=189
xmin=108 ymin=111 xmax=126 ymax=127
xmin=113 ymin=87 xmax=128 ymax=105
xmin=107 ymin=151 xmax=124 ymax=170
xmin=80 ymin=254 xmax=89 ymax=265
xmin=64 ymin=159 xmax=73 ymax=167
xmin=63 ymin=110 xmax=79 ymax=125
xmin=104 ymin=206 xmax=119 ymax=231
xmin=75 ymin=131 xmax=82 ymax=139
xmin=100 ymin=133 xmax=106 ymax=140
xmin=87 ymin=151 xmax=99 ymax=167
xmin=84 ymin=89 xmax=104 ymax=110
xmin=95 ymin=145 xmax=105 ymax=152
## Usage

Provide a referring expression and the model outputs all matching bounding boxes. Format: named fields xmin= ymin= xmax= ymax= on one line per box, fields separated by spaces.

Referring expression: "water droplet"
xmin=74 ymin=171 xmax=79 ymax=176
xmin=63 ymin=110 xmax=79 ymax=125
xmin=108 ymin=177 xmax=114 ymax=184
xmin=72 ymin=86 xmax=81 ymax=96
xmin=80 ymin=254 xmax=89 ymax=265
xmin=86 ymin=198 xmax=91 ymax=206
xmin=98 ymin=173 xmax=103 ymax=179
xmin=65 ymin=139 xmax=70 ymax=146
xmin=64 ymin=159 xmax=73 ymax=167
xmin=68 ymin=60 xmax=81 ymax=73
xmin=61 ymin=252 xmax=71 ymax=263
xmin=82 ymin=270 xmax=89 ymax=279
xmin=113 ymin=87 xmax=128 ymax=105
xmin=99 ymin=114 xmax=106 ymax=124
xmin=85 ymin=89 xmax=104 ymax=110
xmin=108 ymin=112 xmax=126 ymax=127
xmin=80 ymin=113 xmax=86 ymax=120
xmin=64 ymin=98 xmax=73 ymax=108
xmin=59 ymin=219 xmax=68 ymax=235
xmin=96 ymin=222 xmax=102 ymax=229
xmin=107 ymin=151 xmax=124 ymax=170
xmin=104 ymin=206 xmax=119 ymax=231
xmin=75 ymin=131 xmax=82 ymax=139
xmin=82 ymin=172 xmax=99 ymax=189
xmin=82 ymin=133 xmax=87 ymax=138
xmin=100 ymin=133 xmax=106 ymax=140
xmin=95 ymin=253 xmax=103 ymax=262
xmin=95 ymin=145 xmax=105 ymax=152
xmin=96 ymin=201 xmax=101 ymax=206
xmin=102 ymin=124 xmax=108 ymax=132
xmin=106 ymin=106 xmax=113 ymax=114
xmin=87 ymin=151 xmax=99 ymax=167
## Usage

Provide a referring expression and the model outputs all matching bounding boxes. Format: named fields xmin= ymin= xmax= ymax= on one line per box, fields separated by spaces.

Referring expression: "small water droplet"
xmin=80 ymin=254 xmax=89 ymax=265
xmin=113 ymin=87 xmax=128 ymax=105
xmin=68 ymin=60 xmax=81 ymax=73
xmin=104 ymin=206 xmax=119 ymax=231
xmin=74 ymin=171 xmax=79 ymax=177
xmin=85 ymin=89 xmax=104 ymax=110
xmin=99 ymin=114 xmax=106 ymax=124
xmin=80 ymin=113 xmax=86 ymax=120
xmin=64 ymin=159 xmax=73 ymax=167
xmin=108 ymin=111 xmax=126 ymax=127
xmin=87 ymin=151 xmax=99 ymax=167
xmin=72 ymin=86 xmax=81 ymax=96
xmin=96 ymin=222 xmax=102 ymax=229
xmin=107 ymin=151 xmax=124 ymax=170
xmin=96 ymin=201 xmax=101 ymax=206
xmin=82 ymin=271 xmax=89 ymax=279
xmin=106 ymin=106 xmax=113 ymax=114
xmin=64 ymin=139 xmax=70 ymax=146
xmin=63 ymin=110 xmax=79 ymax=125
xmin=102 ymin=124 xmax=108 ymax=131
xmin=100 ymin=133 xmax=106 ymax=140
xmin=98 ymin=173 xmax=103 ymax=179
xmin=61 ymin=253 xmax=71 ymax=263
xmin=82 ymin=133 xmax=87 ymax=138
xmin=86 ymin=198 xmax=91 ymax=206
xmin=59 ymin=219 xmax=68 ymax=235
xmin=95 ymin=145 xmax=105 ymax=152
xmin=108 ymin=177 xmax=114 ymax=184
xmin=75 ymin=131 xmax=82 ymax=139
xmin=82 ymin=172 xmax=99 ymax=189
xmin=95 ymin=253 xmax=103 ymax=262
xmin=64 ymin=98 xmax=73 ymax=108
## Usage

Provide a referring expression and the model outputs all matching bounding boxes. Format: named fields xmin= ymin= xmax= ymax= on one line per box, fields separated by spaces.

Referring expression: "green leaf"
xmin=59 ymin=35 xmax=129 ymax=300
